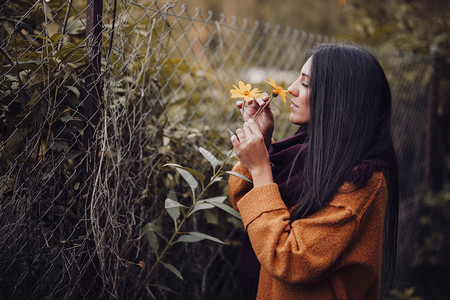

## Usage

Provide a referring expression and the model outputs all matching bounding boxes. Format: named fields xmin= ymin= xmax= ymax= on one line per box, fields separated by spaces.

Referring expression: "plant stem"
xmin=132 ymin=149 xmax=235 ymax=299
xmin=132 ymin=206 xmax=190 ymax=300
xmin=252 ymin=95 xmax=273 ymax=121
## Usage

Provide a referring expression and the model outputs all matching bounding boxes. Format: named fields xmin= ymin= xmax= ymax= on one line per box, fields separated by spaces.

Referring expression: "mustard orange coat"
xmin=228 ymin=162 xmax=388 ymax=300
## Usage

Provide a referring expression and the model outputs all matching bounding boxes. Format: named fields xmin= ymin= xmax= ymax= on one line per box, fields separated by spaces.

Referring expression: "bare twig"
xmin=58 ymin=0 xmax=73 ymax=51
xmin=106 ymin=0 xmax=118 ymax=61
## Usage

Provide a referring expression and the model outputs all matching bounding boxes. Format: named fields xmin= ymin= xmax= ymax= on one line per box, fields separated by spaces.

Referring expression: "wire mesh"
xmin=0 ymin=0 xmax=431 ymax=299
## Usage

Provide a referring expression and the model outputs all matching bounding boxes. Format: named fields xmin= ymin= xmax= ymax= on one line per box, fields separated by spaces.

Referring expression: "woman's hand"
xmin=231 ymin=119 xmax=273 ymax=187
xmin=236 ymin=94 xmax=274 ymax=148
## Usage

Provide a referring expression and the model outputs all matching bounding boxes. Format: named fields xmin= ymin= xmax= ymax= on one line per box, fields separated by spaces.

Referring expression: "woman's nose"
xmin=287 ymin=83 xmax=298 ymax=97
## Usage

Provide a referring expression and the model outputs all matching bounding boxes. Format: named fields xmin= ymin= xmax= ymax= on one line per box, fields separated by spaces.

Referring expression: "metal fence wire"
xmin=0 ymin=0 xmax=431 ymax=299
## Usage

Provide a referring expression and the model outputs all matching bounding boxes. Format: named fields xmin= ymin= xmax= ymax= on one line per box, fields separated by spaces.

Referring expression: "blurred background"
xmin=1 ymin=0 xmax=449 ymax=299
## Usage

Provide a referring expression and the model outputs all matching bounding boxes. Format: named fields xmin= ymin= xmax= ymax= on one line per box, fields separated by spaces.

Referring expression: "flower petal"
xmin=265 ymin=80 xmax=275 ymax=89
xmin=280 ymin=90 xmax=290 ymax=103
xmin=231 ymin=94 xmax=243 ymax=99
xmin=238 ymin=81 xmax=246 ymax=91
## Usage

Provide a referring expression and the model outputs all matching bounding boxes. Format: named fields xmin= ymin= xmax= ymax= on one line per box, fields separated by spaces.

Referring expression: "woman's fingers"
xmin=231 ymin=120 xmax=266 ymax=167
xmin=236 ymin=120 xmax=262 ymax=143
xmin=243 ymin=121 xmax=253 ymax=137
xmin=236 ymin=100 xmax=244 ymax=116
xmin=233 ymin=124 xmax=253 ymax=145
xmin=247 ymin=119 xmax=262 ymax=138
xmin=255 ymin=98 xmax=265 ymax=106
xmin=255 ymin=93 xmax=270 ymax=106
xmin=231 ymin=134 xmax=239 ymax=148
xmin=235 ymin=128 xmax=245 ymax=141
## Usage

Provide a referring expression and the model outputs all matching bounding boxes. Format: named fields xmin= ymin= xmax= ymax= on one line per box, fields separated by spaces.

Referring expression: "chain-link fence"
xmin=1 ymin=0 xmax=432 ymax=299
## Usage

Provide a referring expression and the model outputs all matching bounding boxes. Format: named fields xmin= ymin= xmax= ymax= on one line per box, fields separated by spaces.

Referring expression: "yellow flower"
xmin=230 ymin=81 xmax=261 ymax=102
xmin=265 ymin=78 xmax=290 ymax=103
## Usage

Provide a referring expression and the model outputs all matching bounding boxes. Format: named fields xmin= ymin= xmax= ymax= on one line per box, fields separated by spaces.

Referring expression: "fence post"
xmin=82 ymin=0 xmax=103 ymax=298
xmin=425 ymin=44 xmax=440 ymax=191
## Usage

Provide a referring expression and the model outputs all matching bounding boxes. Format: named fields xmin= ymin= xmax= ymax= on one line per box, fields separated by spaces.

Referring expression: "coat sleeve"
xmin=237 ymin=182 xmax=380 ymax=284
xmin=228 ymin=161 xmax=253 ymax=211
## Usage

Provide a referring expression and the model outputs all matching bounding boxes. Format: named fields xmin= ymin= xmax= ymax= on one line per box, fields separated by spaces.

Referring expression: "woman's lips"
xmin=290 ymin=102 xmax=299 ymax=109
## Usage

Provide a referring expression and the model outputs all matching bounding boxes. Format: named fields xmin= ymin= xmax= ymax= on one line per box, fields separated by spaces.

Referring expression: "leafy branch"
xmin=132 ymin=144 xmax=250 ymax=299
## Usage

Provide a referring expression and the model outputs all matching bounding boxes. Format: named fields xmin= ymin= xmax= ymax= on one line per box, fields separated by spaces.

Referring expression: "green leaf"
xmin=149 ymin=284 xmax=179 ymax=295
xmin=3 ymin=128 xmax=25 ymax=155
xmin=50 ymin=33 xmax=65 ymax=43
xmin=25 ymin=91 xmax=41 ymax=108
xmin=175 ymin=235 xmax=204 ymax=243
xmin=190 ymin=197 xmax=227 ymax=217
xmin=60 ymin=116 xmax=84 ymax=123
xmin=161 ymin=262 xmax=183 ymax=280
xmin=165 ymin=198 xmax=186 ymax=222
xmin=226 ymin=128 xmax=234 ymax=137
xmin=163 ymin=163 xmax=203 ymax=191
xmin=198 ymin=146 xmax=221 ymax=168
xmin=42 ymin=2 xmax=55 ymax=23
xmin=225 ymin=171 xmax=252 ymax=183
xmin=212 ymin=176 xmax=223 ymax=184
xmin=146 ymin=229 xmax=159 ymax=253
xmin=176 ymin=232 xmax=224 ymax=244
xmin=165 ymin=198 xmax=185 ymax=209
xmin=65 ymin=86 xmax=80 ymax=99
xmin=205 ymin=199 xmax=241 ymax=220
xmin=226 ymin=149 xmax=237 ymax=159
xmin=188 ymin=203 xmax=215 ymax=216
xmin=66 ymin=150 xmax=83 ymax=161
xmin=205 ymin=140 xmax=225 ymax=159
xmin=168 ymin=189 xmax=178 ymax=201
xmin=143 ymin=222 xmax=167 ymax=242
xmin=50 ymin=141 xmax=70 ymax=152
xmin=198 ymin=196 xmax=226 ymax=204
xmin=141 ymin=222 xmax=163 ymax=253
xmin=66 ymin=16 xmax=86 ymax=36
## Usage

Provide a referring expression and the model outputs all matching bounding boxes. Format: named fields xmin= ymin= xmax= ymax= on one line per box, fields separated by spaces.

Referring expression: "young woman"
xmin=229 ymin=43 xmax=399 ymax=300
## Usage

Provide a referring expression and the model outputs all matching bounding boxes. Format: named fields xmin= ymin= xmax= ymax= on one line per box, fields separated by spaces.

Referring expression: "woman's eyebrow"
xmin=301 ymin=72 xmax=310 ymax=78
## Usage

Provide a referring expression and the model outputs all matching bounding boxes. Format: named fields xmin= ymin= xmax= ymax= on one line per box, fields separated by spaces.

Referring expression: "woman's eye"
xmin=301 ymin=83 xmax=309 ymax=87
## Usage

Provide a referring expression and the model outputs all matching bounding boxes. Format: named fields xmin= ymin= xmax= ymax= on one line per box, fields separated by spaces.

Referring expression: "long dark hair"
xmin=291 ymin=43 xmax=399 ymax=287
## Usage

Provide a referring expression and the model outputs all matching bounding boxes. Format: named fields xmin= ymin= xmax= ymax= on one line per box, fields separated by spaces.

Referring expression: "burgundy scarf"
xmin=236 ymin=129 xmax=388 ymax=299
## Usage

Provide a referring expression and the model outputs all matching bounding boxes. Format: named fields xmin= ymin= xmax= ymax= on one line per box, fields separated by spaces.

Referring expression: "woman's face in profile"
xmin=287 ymin=57 xmax=312 ymax=125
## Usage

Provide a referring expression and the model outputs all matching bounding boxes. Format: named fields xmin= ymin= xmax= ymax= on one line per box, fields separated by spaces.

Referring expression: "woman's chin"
xmin=289 ymin=114 xmax=300 ymax=125
xmin=289 ymin=114 xmax=308 ymax=126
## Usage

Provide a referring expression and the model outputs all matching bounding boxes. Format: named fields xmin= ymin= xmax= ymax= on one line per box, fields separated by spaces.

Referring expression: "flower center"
xmin=273 ymin=89 xmax=279 ymax=95
xmin=243 ymin=91 xmax=250 ymax=96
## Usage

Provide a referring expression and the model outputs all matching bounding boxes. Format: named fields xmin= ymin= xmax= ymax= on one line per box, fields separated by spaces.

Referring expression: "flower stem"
xmin=252 ymin=95 xmax=273 ymax=121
